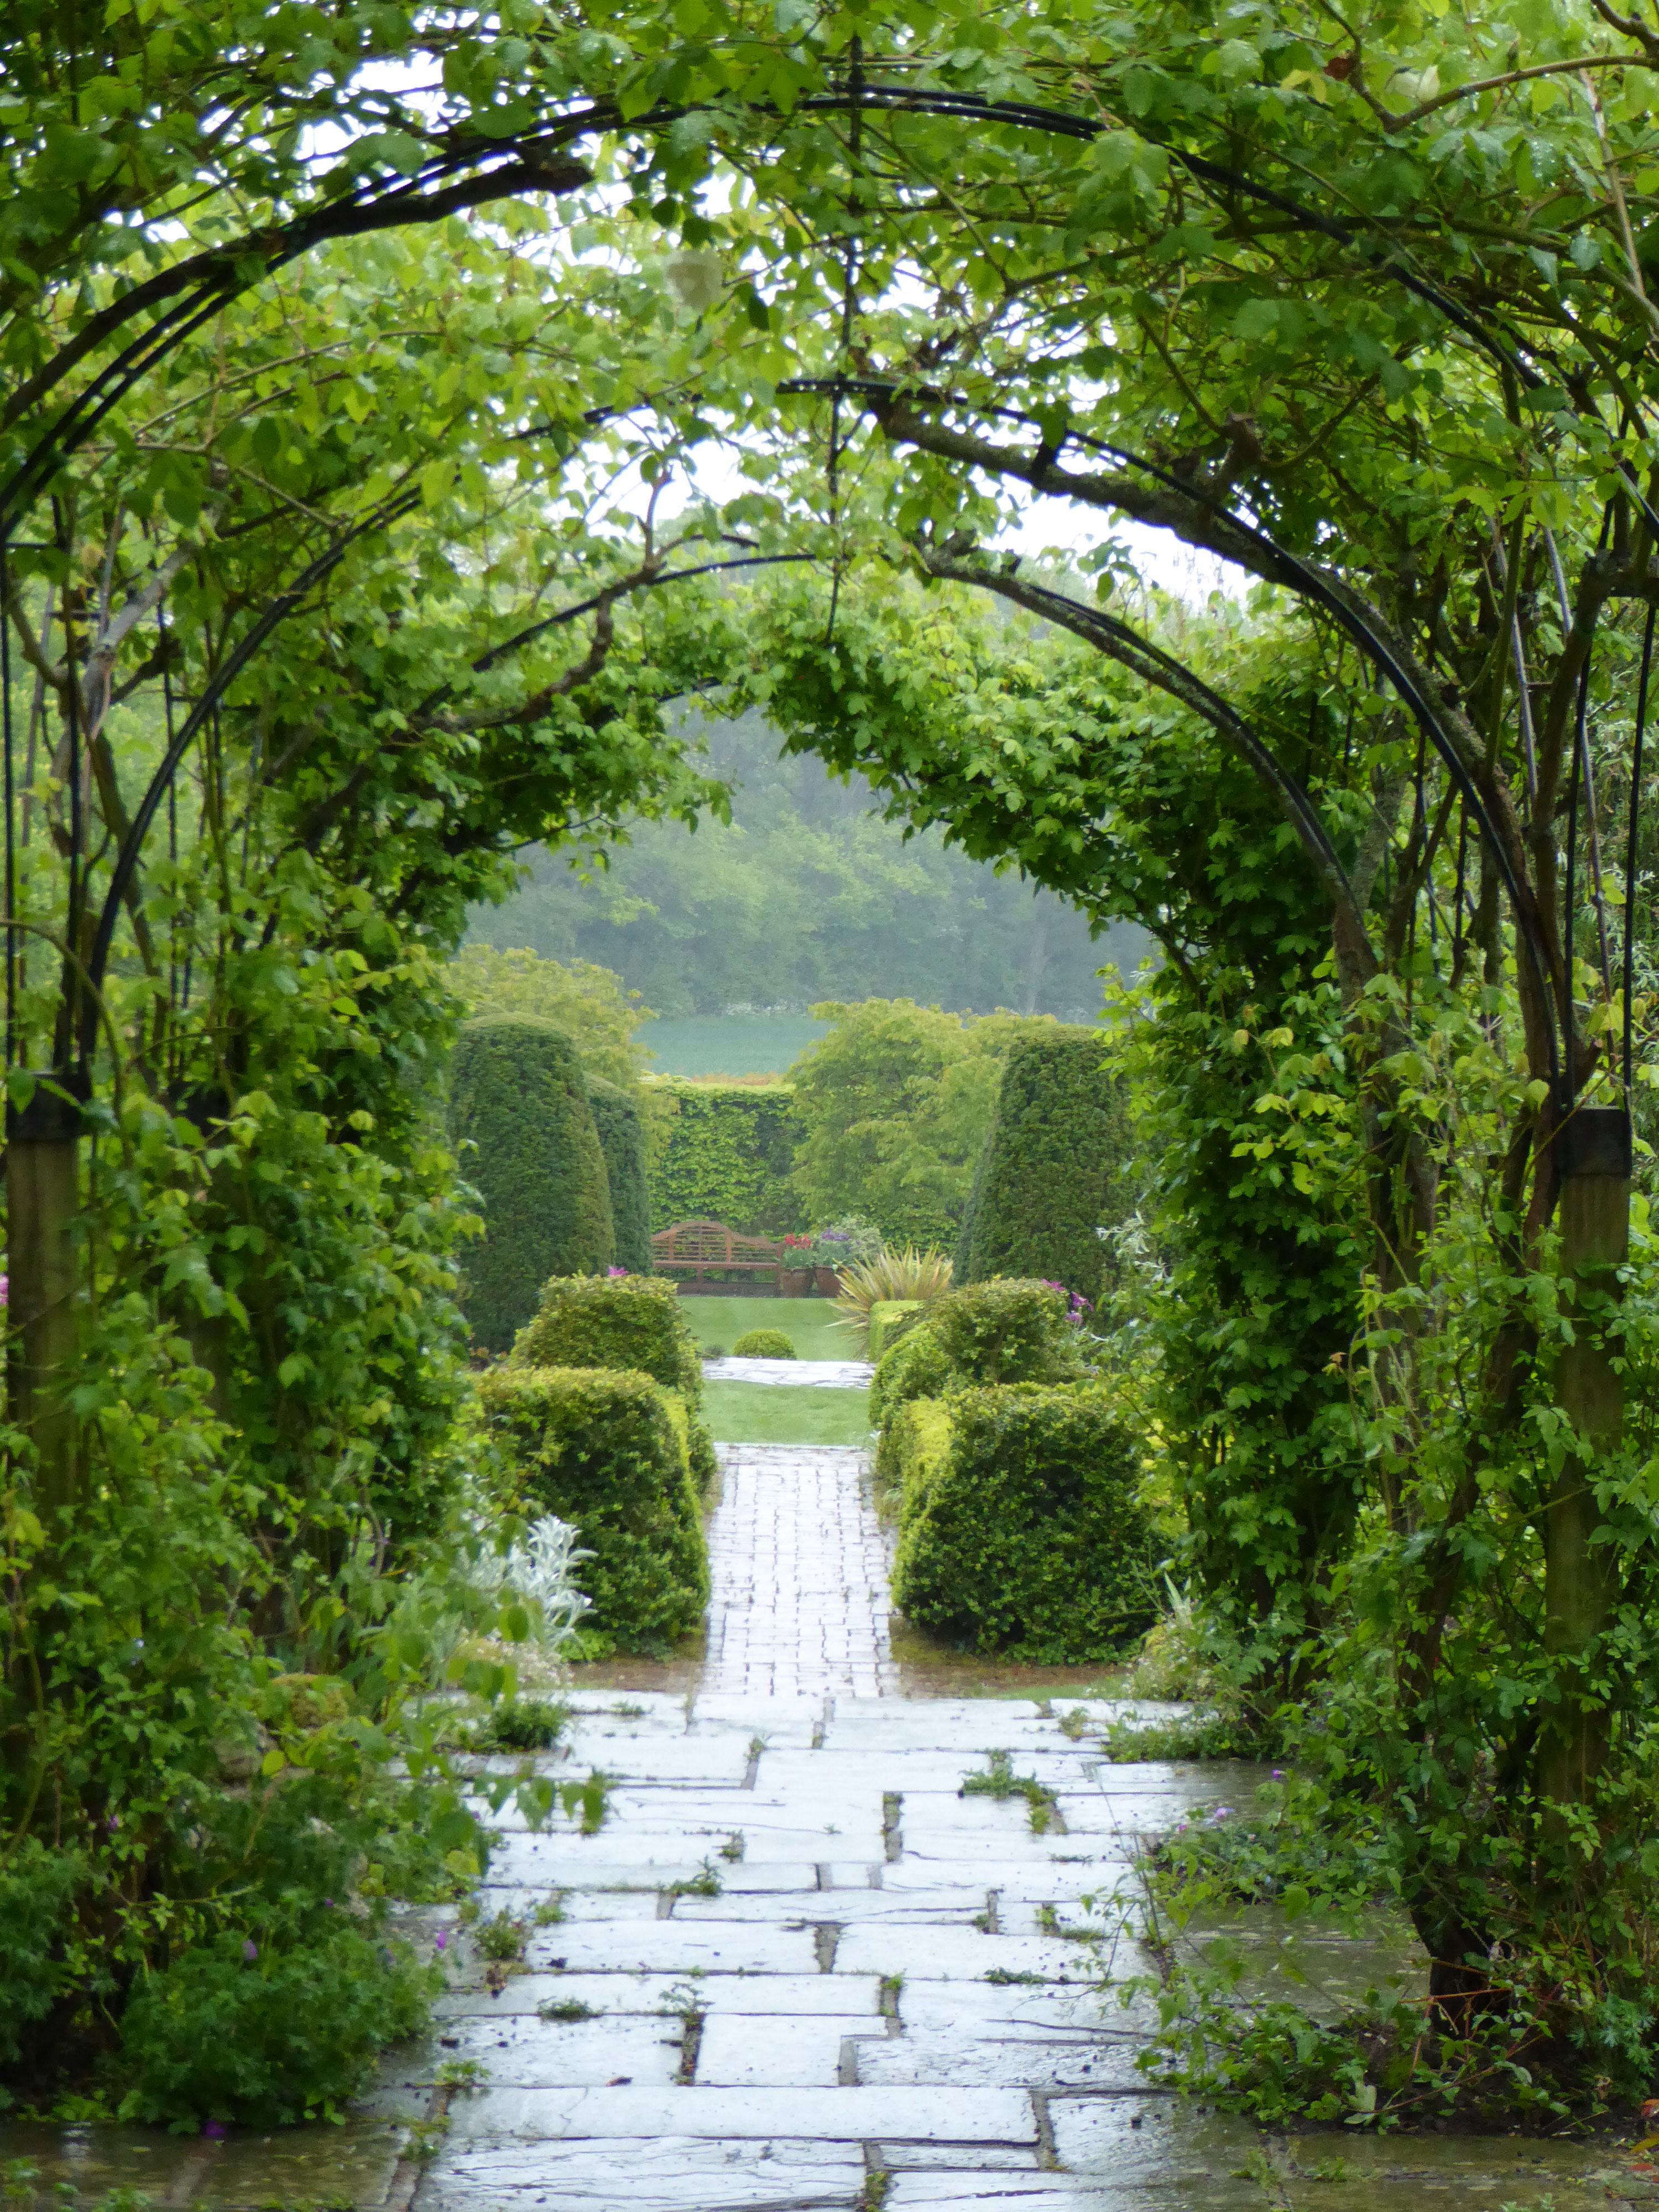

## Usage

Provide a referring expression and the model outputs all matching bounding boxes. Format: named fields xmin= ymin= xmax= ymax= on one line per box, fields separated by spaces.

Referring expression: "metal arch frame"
xmin=77 ymin=539 xmax=814 ymax=1071
xmin=779 ymin=369 xmax=1614 ymax=1090
xmin=6 ymin=59 xmax=1651 ymax=1104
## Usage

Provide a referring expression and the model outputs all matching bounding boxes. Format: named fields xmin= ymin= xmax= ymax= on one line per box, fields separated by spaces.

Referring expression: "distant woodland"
xmin=467 ymin=712 xmax=1146 ymax=1018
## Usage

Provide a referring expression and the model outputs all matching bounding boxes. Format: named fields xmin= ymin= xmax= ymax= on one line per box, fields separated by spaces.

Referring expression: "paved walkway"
xmin=408 ymin=1445 xmax=1626 ymax=2212
xmin=703 ymin=1445 xmax=896 ymax=1698
xmin=702 ymin=1357 xmax=874 ymax=1386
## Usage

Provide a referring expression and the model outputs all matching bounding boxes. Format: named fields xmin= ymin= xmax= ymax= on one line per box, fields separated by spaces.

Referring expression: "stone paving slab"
xmin=411 ymin=2012 xmax=682 ymax=2085
xmin=703 ymin=1357 xmax=874 ymax=1385
xmin=447 ymin=2084 xmax=1040 ymax=2143
xmin=853 ymin=2026 xmax=1143 ymax=2090
xmin=523 ymin=1922 xmax=822 ymax=1974
xmin=696 ymin=2012 xmax=890 ymax=2085
xmin=437 ymin=1971 xmax=885 ymax=2018
xmin=832 ymin=1926 xmax=1097 ymax=1983
xmin=416 ymin=2135 xmax=867 ymax=2211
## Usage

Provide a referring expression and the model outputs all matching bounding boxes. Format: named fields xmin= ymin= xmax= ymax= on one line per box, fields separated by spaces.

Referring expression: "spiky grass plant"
xmin=831 ymin=1247 xmax=954 ymax=1347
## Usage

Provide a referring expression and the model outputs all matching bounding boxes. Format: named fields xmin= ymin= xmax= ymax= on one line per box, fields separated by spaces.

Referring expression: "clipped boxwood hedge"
xmin=478 ymin=1365 xmax=708 ymax=1652
xmin=514 ymin=1273 xmax=703 ymax=1401
xmin=867 ymin=1300 xmax=923 ymax=1360
xmin=890 ymin=1384 xmax=1158 ymax=1661
xmin=449 ymin=1019 xmax=613 ymax=1351
xmin=587 ymin=1077 xmax=654 ymax=1274
xmin=873 ymin=1391 xmax=952 ymax=1498
xmin=869 ymin=1323 xmax=951 ymax=1428
xmin=513 ymin=1274 xmax=717 ymax=1499
xmin=928 ymin=1279 xmax=1081 ymax=1386
xmin=956 ymin=1032 xmax=1134 ymax=1304
xmin=646 ymin=1081 xmax=803 ymax=1235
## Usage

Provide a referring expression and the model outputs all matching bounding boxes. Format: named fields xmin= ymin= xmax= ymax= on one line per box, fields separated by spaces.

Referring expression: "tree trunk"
xmin=6 ymin=1078 xmax=85 ymax=1519
xmin=1535 ymin=1103 xmax=1629 ymax=1832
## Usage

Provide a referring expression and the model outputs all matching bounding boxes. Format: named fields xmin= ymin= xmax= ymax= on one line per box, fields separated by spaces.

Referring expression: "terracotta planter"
xmin=779 ymin=1267 xmax=813 ymax=1297
xmin=813 ymin=1266 xmax=844 ymax=1297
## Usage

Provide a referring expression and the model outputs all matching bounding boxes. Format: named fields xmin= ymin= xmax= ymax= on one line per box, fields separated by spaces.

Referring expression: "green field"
xmin=700 ymin=1380 xmax=873 ymax=1446
xmin=680 ymin=1295 xmax=856 ymax=1361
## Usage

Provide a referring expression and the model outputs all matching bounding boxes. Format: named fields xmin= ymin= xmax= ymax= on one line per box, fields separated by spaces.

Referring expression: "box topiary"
xmin=586 ymin=1077 xmax=654 ymax=1274
xmin=478 ymin=1365 xmax=709 ymax=1652
xmin=514 ymin=1272 xmax=703 ymax=1402
xmin=869 ymin=1322 xmax=952 ymax=1428
xmin=928 ymin=1278 xmax=1081 ymax=1386
xmin=956 ymin=1032 xmax=1135 ymax=1304
xmin=891 ymin=1383 xmax=1158 ymax=1661
xmin=732 ymin=1328 xmax=796 ymax=1358
xmin=449 ymin=1018 xmax=613 ymax=1351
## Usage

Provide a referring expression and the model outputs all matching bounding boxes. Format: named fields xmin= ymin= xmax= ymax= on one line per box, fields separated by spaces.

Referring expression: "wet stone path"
xmin=3 ymin=1445 xmax=1649 ymax=2208
xmin=410 ymin=1444 xmax=1644 ymax=2212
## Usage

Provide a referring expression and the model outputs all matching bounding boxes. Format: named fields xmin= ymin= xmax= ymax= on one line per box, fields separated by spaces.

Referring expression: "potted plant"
xmin=778 ymin=1232 xmax=815 ymax=1297
xmin=806 ymin=1217 xmax=883 ymax=1297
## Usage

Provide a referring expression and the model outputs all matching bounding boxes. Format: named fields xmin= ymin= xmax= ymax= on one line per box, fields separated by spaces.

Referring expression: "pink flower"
xmin=434 ymin=1931 xmax=448 ymax=1953
xmin=0 ymin=1274 xmax=8 ymax=1307
xmin=606 ymin=1266 xmax=627 ymax=1277
xmin=242 ymin=1939 xmax=258 ymax=1963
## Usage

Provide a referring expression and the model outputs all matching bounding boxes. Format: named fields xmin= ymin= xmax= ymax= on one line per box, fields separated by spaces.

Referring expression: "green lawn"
xmin=680 ymin=1295 xmax=857 ymax=1362
xmin=700 ymin=1380 xmax=873 ymax=1446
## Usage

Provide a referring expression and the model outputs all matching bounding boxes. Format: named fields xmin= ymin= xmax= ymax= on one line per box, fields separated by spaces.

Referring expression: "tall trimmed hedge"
xmin=646 ymin=1081 xmax=803 ymax=1234
xmin=586 ymin=1077 xmax=654 ymax=1272
xmin=890 ymin=1384 xmax=1158 ymax=1661
xmin=479 ymin=1365 xmax=708 ymax=1653
xmin=956 ymin=1032 xmax=1134 ymax=1304
xmin=448 ymin=1019 xmax=613 ymax=1352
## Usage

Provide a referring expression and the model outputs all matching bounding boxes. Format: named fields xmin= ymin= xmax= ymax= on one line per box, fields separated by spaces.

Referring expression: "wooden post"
xmin=1537 ymin=1102 xmax=1630 ymax=1827
xmin=6 ymin=1076 xmax=85 ymax=1520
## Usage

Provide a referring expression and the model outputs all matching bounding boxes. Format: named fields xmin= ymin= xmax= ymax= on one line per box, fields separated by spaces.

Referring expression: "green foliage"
xmin=787 ymin=1001 xmax=1060 ymax=1248
xmin=869 ymin=1324 xmax=952 ymax=1430
xmin=470 ymin=1697 xmax=570 ymax=1754
xmin=928 ymin=1280 xmax=1082 ymax=1387
xmin=891 ymin=1385 xmax=1159 ymax=1661
xmin=958 ymin=1032 xmax=1135 ymax=1305
xmin=513 ymin=1273 xmax=702 ymax=1401
xmin=448 ymin=947 xmax=652 ymax=1092
xmin=449 ymin=1020 xmax=614 ymax=1352
xmin=731 ymin=1328 xmax=796 ymax=1357
xmin=587 ymin=1079 xmax=655 ymax=1274
xmin=867 ymin=1302 xmax=922 ymax=1360
xmin=116 ymin=1927 xmax=436 ymax=2129
xmin=646 ymin=1081 xmax=803 ymax=1235
xmin=0 ymin=1841 xmax=83 ymax=2070
xmin=478 ymin=1366 xmax=708 ymax=1653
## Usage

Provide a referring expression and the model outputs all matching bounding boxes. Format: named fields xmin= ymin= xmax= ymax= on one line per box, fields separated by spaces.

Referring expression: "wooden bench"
xmin=651 ymin=1218 xmax=785 ymax=1283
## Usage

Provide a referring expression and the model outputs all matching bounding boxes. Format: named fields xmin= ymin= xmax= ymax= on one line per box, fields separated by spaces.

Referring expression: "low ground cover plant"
xmin=731 ymin=1328 xmax=796 ymax=1357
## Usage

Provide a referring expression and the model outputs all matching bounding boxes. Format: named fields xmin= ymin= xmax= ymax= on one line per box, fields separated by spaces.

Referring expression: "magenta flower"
xmin=434 ymin=1930 xmax=448 ymax=1953
xmin=0 ymin=1274 xmax=8 ymax=1308
xmin=201 ymin=2121 xmax=227 ymax=2141
xmin=606 ymin=1266 xmax=627 ymax=1278
xmin=242 ymin=1939 xmax=258 ymax=1963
